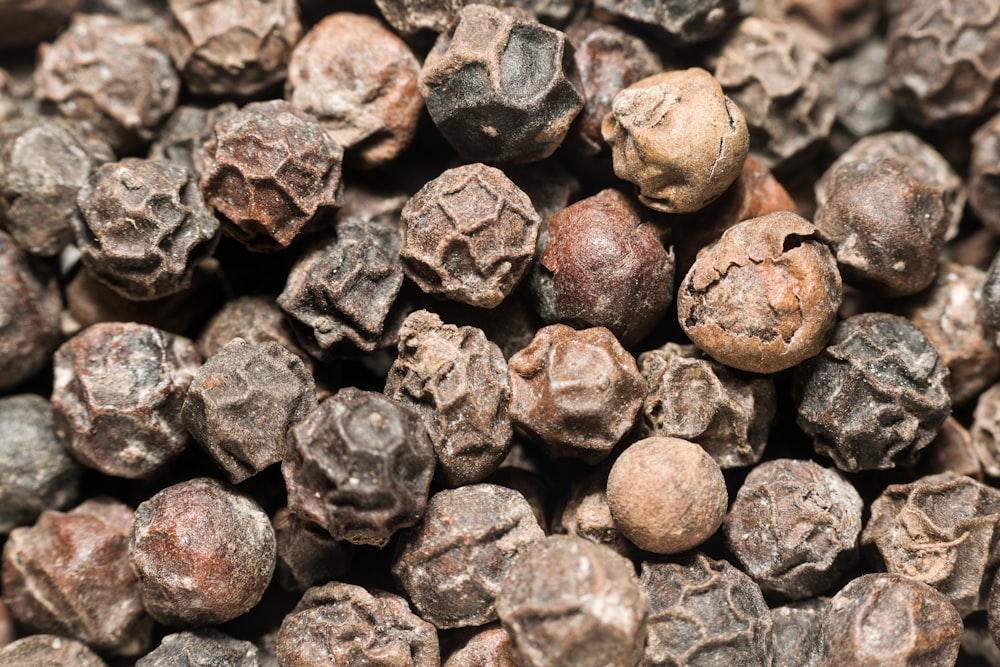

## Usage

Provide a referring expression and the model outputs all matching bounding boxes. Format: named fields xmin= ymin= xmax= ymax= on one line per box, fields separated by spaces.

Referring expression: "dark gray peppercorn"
xmin=419 ymin=4 xmax=584 ymax=164
xmin=796 ymin=313 xmax=951 ymax=472
xmin=272 ymin=508 xmax=350 ymax=593
xmin=0 ymin=635 xmax=108 ymax=667
xmin=374 ymin=0 xmax=576 ymax=42
xmin=137 ymin=630 xmax=260 ymax=667
xmin=0 ymin=394 xmax=81 ymax=535
xmin=985 ymin=250 xmax=1000 ymax=342
xmin=52 ymin=322 xmax=200 ymax=479
xmin=148 ymin=103 xmax=238 ymax=177
xmin=0 ymin=117 xmax=114 ymax=256
xmin=639 ymin=554 xmax=774 ymax=667
xmin=593 ymin=0 xmax=738 ymax=45
xmin=75 ymin=157 xmax=220 ymax=301
xmin=282 ymin=387 xmax=435 ymax=546
xmin=276 ymin=582 xmax=439 ymax=667
xmin=2 ymin=498 xmax=152 ymax=656
xmin=830 ymin=39 xmax=896 ymax=140
xmin=496 ymin=535 xmax=648 ymax=667
xmin=278 ymin=217 xmax=405 ymax=358
xmin=822 ymin=573 xmax=962 ymax=666
xmin=182 ymin=339 xmax=317 ymax=483
xmin=129 ymin=477 xmax=276 ymax=625
xmin=724 ymin=459 xmax=863 ymax=599
xmin=386 ymin=310 xmax=512 ymax=485
xmin=771 ymin=598 xmax=828 ymax=667
xmin=393 ymin=484 xmax=545 ymax=629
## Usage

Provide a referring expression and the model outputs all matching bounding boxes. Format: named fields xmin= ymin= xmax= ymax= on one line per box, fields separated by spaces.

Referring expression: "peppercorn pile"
xmin=2 ymin=0 xmax=1000 ymax=665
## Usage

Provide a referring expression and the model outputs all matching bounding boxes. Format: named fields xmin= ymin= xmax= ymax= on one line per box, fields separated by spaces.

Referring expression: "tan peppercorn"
xmin=602 ymin=67 xmax=749 ymax=214
xmin=606 ymin=436 xmax=727 ymax=554
xmin=677 ymin=211 xmax=842 ymax=374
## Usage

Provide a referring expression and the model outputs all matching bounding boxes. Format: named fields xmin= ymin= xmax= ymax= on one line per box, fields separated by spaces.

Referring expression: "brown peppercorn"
xmin=508 ymin=324 xmax=645 ymax=462
xmin=639 ymin=554 xmax=774 ymax=667
xmin=796 ymin=313 xmax=951 ymax=472
xmin=0 ymin=394 xmax=82 ymax=535
xmin=602 ymin=68 xmax=749 ymax=214
xmin=137 ymin=630 xmax=260 ymax=667
xmin=886 ymin=0 xmax=1000 ymax=126
xmin=558 ymin=466 xmax=632 ymax=556
xmin=197 ymin=294 xmax=310 ymax=367
xmin=400 ymin=163 xmax=541 ymax=308
xmin=277 ymin=582 xmax=439 ymax=667
xmin=0 ymin=635 xmax=108 ymax=667
xmin=129 ymin=477 xmax=276 ymax=625
xmin=272 ymin=508 xmax=350 ymax=593
xmin=166 ymin=0 xmax=300 ymax=98
xmin=75 ymin=158 xmax=220 ymax=301
xmin=753 ymin=0 xmax=880 ymax=55
xmin=0 ymin=230 xmax=62 ymax=391
xmin=607 ymin=436 xmax=728 ymax=554
xmin=200 ymin=100 xmax=344 ymax=252
xmin=148 ymin=103 xmax=238 ymax=178
xmin=712 ymin=17 xmax=835 ymax=169
xmin=496 ymin=535 xmax=648 ymax=667
xmin=972 ymin=383 xmax=1000 ymax=477
xmin=419 ymin=5 xmax=584 ymax=164
xmin=920 ymin=415 xmax=984 ymax=480
xmin=725 ymin=459 xmax=862 ymax=599
xmin=286 ymin=13 xmax=421 ymax=169
xmin=393 ymin=484 xmax=545 ymax=629
xmin=444 ymin=625 xmax=518 ymax=667
xmin=278 ymin=217 xmax=405 ymax=358
xmin=385 ymin=310 xmax=512 ymax=485
xmin=2 ymin=498 xmax=152 ymax=656
xmin=34 ymin=14 xmax=180 ymax=150
xmin=990 ymin=570 xmax=1000 ymax=649
xmin=862 ymin=472 xmax=1000 ymax=616
xmin=0 ymin=600 xmax=12 ymax=649
xmin=638 ymin=342 xmax=776 ymax=468
xmin=814 ymin=132 xmax=964 ymax=297
xmin=971 ymin=112 xmax=1000 ymax=234
xmin=533 ymin=189 xmax=675 ymax=346
xmin=771 ymin=599 xmax=828 ymax=667
xmin=822 ymin=573 xmax=962 ymax=666
xmin=830 ymin=39 xmax=896 ymax=140
xmin=0 ymin=117 xmax=114 ymax=256
xmin=182 ymin=339 xmax=317 ymax=483
xmin=282 ymin=387 xmax=435 ymax=546
xmin=52 ymin=322 xmax=200 ymax=479
xmin=0 ymin=0 xmax=79 ymax=48
xmin=985 ymin=251 xmax=1000 ymax=342
xmin=593 ymin=0 xmax=737 ymax=45
xmin=677 ymin=211 xmax=842 ymax=374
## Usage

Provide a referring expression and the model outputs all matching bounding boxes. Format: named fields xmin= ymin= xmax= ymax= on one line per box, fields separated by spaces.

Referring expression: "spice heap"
xmin=1 ymin=0 xmax=1000 ymax=665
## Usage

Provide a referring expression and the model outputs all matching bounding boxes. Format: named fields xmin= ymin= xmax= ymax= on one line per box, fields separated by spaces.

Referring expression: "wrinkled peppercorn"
xmin=137 ymin=630 xmax=259 ymax=667
xmin=283 ymin=387 xmax=435 ymax=546
xmin=508 ymin=324 xmax=645 ymax=462
xmin=272 ymin=508 xmax=350 ymax=593
xmin=129 ymin=477 xmax=276 ymax=625
xmin=148 ymin=103 xmax=238 ymax=178
xmin=796 ymin=313 xmax=951 ymax=471
xmin=419 ymin=5 xmax=584 ymax=163
xmin=0 ymin=635 xmax=108 ymax=667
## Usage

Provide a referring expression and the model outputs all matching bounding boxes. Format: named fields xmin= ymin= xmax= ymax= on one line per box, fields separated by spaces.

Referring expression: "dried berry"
xmin=771 ymin=599 xmax=827 ymax=667
xmin=496 ymin=535 xmax=648 ymax=667
xmin=0 ymin=635 xmax=108 ymax=667
xmin=286 ymin=13 xmax=422 ymax=168
xmin=198 ymin=294 xmax=309 ymax=365
xmin=558 ymin=467 xmax=631 ymax=556
xmin=607 ymin=436 xmax=728 ymax=554
xmin=639 ymin=554 xmax=774 ymax=667
xmin=166 ymin=0 xmax=300 ymax=97
xmin=638 ymin=343 xmax=776 ymax=468
xmin=183 ymin=339 xmax=317 ymax=483
xmin=283 ymin=387 xmax=435 ymax=546
xmin=971 ymin=112 xmax=1000 ymax=235
xmin=725 ymin=459 xmax=863 ymax=599
xmin=374 ymin=0 xmax=576 ymax=41
xmin=593 ymin=0 xmax=737 ymax=45
xmin=52 ymin=322 xmax=200 ymax=479
xmin=200 ymin=100 xmax=344 ymax=252
xmin=137 ymin=630 xmax=260 ymax=667
xmin=508 ymin=324 xmax=645 ymax=462
xmin=34 ymin=14 xmax=180 ymax=150
xmin=533 ymin=189 xmax=674 ymax=346
xmin=276 ymin=582 xmax=439 ymax=667
xmin=279 ymin=217 xmax=405 ymax=358
xmin=419 ymin=5 xmax=584 ymax=163
xmin=991 ymin=571 xmax=1000 ymax=649
xmin=972 ymin=383 xmax=1000 ymax=477
xmin=75 ymin=158 xmax=220 ymax=301
xmin=796 ymin=313 xmax=951 ymax=472
xmin=602 ymin=68 xmax=749 ymax=214
xmin=2 ymin=498 xmax=151 ymax=656
xmin=0 ymin=117 xmax=113 ymax=256
xmin=400 ymin=163 xmax=541 ymax=308
xmin=753 ymin=0 xmax=879 ymax=54
xmin=920 ymin=415 xmax=984 ymax=480
xmin=677 ymin=211 xmax=842 ymax=374
xmin=444 ymin=625 xmax=518 ymax=667
xmin=129 ymin=477 xmax=276 ymax=625
xmin=0 ymin=395 xmax=81 ymax=535
xmin=148 ymin=103 xmax=238 ymax=177
xmin=822 ymin=573 xmax=962 ymax=666
xmin=386 ymin=310 xmax=512 ymax=485
xmin=830 ymin=39 xmax=896 ymax=140
xmin=272 ymin=508 xmax=350 ymax=593
xmin=393 ymin=484 xmax=545 ymax=629
xmin=861 ymin=472 xmax=1000 ymax=616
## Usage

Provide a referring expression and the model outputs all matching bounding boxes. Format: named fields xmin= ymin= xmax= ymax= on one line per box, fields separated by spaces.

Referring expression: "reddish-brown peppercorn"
xmin=607 ymin=436 xmax=728 ymax=554
xmin=677 ymin=211 xmax=842 ymax=374
xmin=508 ymin=324 xmax=645 ymax=462
xmin=0 ymin=635 xmax=108 ymax=667
xmin=0 ymin=0 xmax=79 ymax=48
xmin=129 ymin=477 xmax=276 ymax=626
xmin=286 ymin=13 xmax=421 ymax=169
xmin=2 ymin=498 xmax=151 ymax=656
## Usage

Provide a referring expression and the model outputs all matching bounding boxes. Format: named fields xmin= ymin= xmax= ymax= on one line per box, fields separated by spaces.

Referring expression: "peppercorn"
xmin=920 ymin=416 xmax=984 ymax=480
xmin=0 ymin=635 xmax=109 ymax=667
xmin=990 ymin=571 xmax=1000 ymax=650
xmin=0 ymin=600 xmax=12 ymax=650
xmin=829 ymin=39 xmax=896 ymax=142
xmin=444 ymin=625 xmax=518 ymax=667
xmin=594 ymin=0 xmax=738 ymax=45
xmin=753 ymin=0 xmax=879 ymax=55
xmin=272 ymin=508 xmax=351 ymax=593
xmin=972 ymin=383 xmax=1000 ymax=477
xmin=0 ymin=0 xmax=78 ymax=48
xmin=137 ymin=630 xmax=260 ymax=667
xmin=197 ymin=294 xmax=310 ymax=367
xmin=558 ymin=466 xmax=632 ymax=556
xmin=771 ymin=599 xmax=828 ymax=667
xmin=971 ymin=112 xmax=1000 ymax=235
xmin=148 ymin=103 xmax=238 ymax=178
